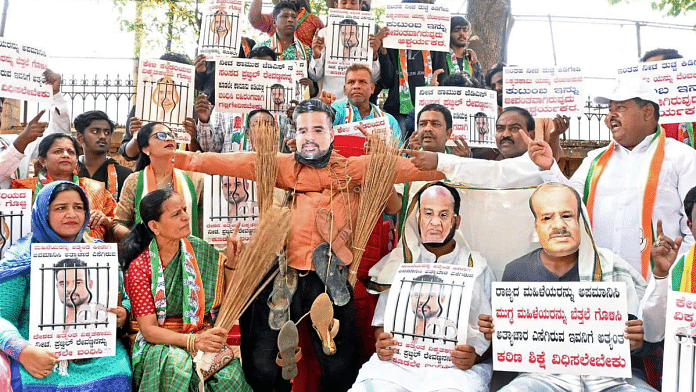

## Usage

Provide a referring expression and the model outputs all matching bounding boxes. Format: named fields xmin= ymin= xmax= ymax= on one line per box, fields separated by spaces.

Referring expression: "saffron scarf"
xmin=397 ymin=49 xmax=432 ymax=114
xmin=345 ymin=102 xmax=385 ymax=123
xmin=134 ymin=165 xmax=199 ymax=237
xmin=583 ymin=127 xmax=666 ymax=279
xmin=270 ymin=34 xmax=308 ymax=61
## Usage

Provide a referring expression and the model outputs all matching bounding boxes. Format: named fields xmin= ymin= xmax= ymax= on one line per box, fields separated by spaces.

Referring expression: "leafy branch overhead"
xmin=608 ymin=0 xmax=695 ymax=16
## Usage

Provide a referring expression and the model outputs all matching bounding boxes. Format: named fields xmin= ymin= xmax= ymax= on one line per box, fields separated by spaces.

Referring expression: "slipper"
xmin=312 ymin=243 xmax=350 ymax=307
xmin=315 ymin=208 xmax=353 ymax=267
xmin=269 ymin=308 xmax=289 ymax=331
xmin=277 ymin=320 xmax=301 ymax=380
xmin=267 ymin=269 xmax=298 ymax=311
xmin=310 ymin=293 xmax=340 ymax=356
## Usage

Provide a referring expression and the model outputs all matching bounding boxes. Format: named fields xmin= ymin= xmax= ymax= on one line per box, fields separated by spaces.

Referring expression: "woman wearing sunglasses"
xmin=113 ymin=122 xmax=204 ymax=240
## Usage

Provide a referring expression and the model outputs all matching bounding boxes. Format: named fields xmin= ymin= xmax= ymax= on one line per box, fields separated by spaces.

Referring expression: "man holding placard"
xmin=354 ymin=182 xmax=494 ymax=392
xmin=479 ymin=183 xmax=660 ymax=391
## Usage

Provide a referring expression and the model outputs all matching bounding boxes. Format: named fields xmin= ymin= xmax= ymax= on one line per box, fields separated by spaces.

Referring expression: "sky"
xmin=2 ymin=0 xmax=694 ymax=125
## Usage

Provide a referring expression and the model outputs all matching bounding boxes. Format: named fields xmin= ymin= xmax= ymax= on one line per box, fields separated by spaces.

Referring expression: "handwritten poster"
xmin=382 ymin=4 xmax=450 ymax=52
xmin=324 ymin=9 xmax=374 ymax=77
xmin=503 ymin=66 xmax=585 ymax=117
xmin=215 ymin=58 xmax=297 ymax=115
xmin=663 ymin=290 xmax=696 ymax=392
xmin=615 ymin=58 xmax=696 ymax=124
xmin=135 ymin=59 xmax=196 ymax=143
xmin=0 ymin=39 xmax=52 ymax=102
xmin=0 ymin=189 xmax=31 ymax=256
xmin=491 ymin=282 xmax=631 ymax=378
xmin=415 ymin=87 xmax=498 ymax=147
xmin=29 ymin=243 xmax=119 ymax=360
xmin=383 ymin=263 xmax=475 ymax=369
xmin=197 ymin=0 xmax=244 ymax=59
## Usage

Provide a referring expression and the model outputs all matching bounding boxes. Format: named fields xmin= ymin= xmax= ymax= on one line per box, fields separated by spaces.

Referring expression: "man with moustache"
xmin=172 ymin=99 xmax=443 ymax=392
xmin=75 ymin=111 xmax=132 ymax=201
xmin=354 ymin=182 xmax=494 ymax=392
xmin=478 ymin=183 xmax=660 ymax=391
xmin=444 ymin=16 xmax=484 ymax=88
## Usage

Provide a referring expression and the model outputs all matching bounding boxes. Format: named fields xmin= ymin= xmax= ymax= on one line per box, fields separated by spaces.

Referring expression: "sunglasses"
xmin=150 ymin=131 xmax=176 ymax=141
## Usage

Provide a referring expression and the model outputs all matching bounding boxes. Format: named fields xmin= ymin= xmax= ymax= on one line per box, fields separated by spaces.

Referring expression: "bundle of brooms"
xmin=252 ymin=120 xmax=279 ymax=218
xmin=215 ymin=205 xmax=292 ymax=330
xmin=348 ymin=134 xmax=400 ymax=285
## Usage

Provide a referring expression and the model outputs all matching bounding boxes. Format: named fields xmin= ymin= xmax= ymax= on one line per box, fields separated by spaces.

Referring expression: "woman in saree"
xmin=123 ymin=188 xmax=251 ymax=391
xmin=113 ymin=122 xmax=204 ymax=241
xmin=12 ymin=133 xmax=117 ymax=241
xmin=0 ymin=181 xmax=132 ymax=391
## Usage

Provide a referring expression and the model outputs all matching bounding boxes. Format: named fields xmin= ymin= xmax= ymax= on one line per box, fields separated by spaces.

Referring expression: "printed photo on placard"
xmin=324 ymin=9 xmax=374 ymax=78
xmin=29 ymin=243 xmax=118 ymax=360
xmin=198 ymin=0 xmax=244 ymax=59
xmin=135 ymin=59 xmax=196 ymax=143
xmin=203 ymin=174 xmax=259 ymax=245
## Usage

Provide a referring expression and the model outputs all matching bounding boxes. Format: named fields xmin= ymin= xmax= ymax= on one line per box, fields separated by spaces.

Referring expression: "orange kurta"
xmin=12 ymin=177 xmax=117 ymax=240
xmin=175 ymin=150 xmax=444 ymax=270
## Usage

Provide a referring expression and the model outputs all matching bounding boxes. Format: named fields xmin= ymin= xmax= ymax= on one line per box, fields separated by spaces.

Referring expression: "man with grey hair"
xmin=173 ymin=98 xmax=444 ymax=392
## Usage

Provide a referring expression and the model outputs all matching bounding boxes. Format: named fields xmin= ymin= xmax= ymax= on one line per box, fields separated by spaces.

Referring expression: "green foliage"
xmin=113 ymin=0 xmax=199 ymax=57
xmin=609 ymin=0 xmax=695 ymax=16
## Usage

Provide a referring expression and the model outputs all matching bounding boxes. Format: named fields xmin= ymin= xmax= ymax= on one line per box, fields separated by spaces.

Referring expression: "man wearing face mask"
xmin=172 ymin=99 xmax=444 ymax=392
xmin=357 ymin=182 xmax=495 ymax=392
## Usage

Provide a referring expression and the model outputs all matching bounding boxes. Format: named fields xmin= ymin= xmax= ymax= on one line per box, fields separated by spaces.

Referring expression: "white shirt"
xmin=436 ymin=153 xmax=546 ymax=188
xmin=0 ymin=137 xmax=21 ymax=189
xmin=360 ymin=242 xmax=494 ymax=392
xmin=540 ymin=134 xmax=696 ymax=275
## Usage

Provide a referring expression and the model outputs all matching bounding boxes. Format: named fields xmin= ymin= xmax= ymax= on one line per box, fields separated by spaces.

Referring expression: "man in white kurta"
xmin=352 ymin=183 xmax=495 ymax=392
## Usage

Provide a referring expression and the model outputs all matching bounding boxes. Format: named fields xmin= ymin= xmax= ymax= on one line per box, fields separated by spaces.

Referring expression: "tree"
xmin=466 ymin=0 xmax=512 ymax=74
xmin=609 ymin=0 xmax=695 ymax=16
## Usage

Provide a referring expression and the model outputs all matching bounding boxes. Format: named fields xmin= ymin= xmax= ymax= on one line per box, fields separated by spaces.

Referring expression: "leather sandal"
xmin=310 ymin=293 xmax=340 ymax=356
xmin=276 ymin=320 xmax=302 ymax=380
xmin=312 ymin=243 xmax=350 ymax=307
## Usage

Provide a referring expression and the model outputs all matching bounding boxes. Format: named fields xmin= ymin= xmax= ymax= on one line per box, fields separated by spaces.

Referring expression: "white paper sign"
xmin=134 ymin=59 xmax=196 ymax=143
xmin=382 ymin=4 xmax=450 ymax=52
xmin=215 ymin=58 xmax=297 ymax=115
xmin=324 ymin=9 xmax=374 ymax=78
xmin=29 ymin=243 xmax=119 ymax=360
xmin=491 ymin=282 xmax=631 ymax=378
xmin=663 ymin=290 xmax=696 ymax=392
xmin=415 ymin=87 xmax=498 ymax=147
xmin=203 ymin=174 xmax=259 ymax=245
xmin=0 ymin=39 xmax=52 ymax=102
xmin=503 ymin=66 xmax=585 ymax=117
xmin=383 ymin=263 xmax=475 ymax=369
xmin=197 ymin=0 xmax=244 ymax=59
xmin=615 ymin=58 xmax=696 ymax=124
xmin=333 ymin=116 xmax=393 ymax=140
xmin=0 ymin=189 xmax=31 ymax=257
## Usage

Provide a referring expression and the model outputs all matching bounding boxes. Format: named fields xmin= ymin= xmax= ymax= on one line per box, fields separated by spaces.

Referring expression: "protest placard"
xmin=333 ymin=116 xmax=394 ymax=140
xmin=663 ymin=290 xmax=696 ymax=392
xmin=294 ymin=60 xmax=309 ymax=101
xmin=215 ymin=58 xmax=297 ymax=115
xmin=197 ymin=0 xmax=244 ymax=59
xmin=0 ymin=189 xmax=31 ymax=257
xmin=203 ymin=174 xmax=259 ymax=245
xmin=382 ymin=4 xmax=450 ymax=52
xmin=134 ymin=59 xmax=196 ymax=143
xmin=491 ymin=282 xmax=631 ymax=378
xmin=0 ymin=39 xmax=52 ymax=102
xmin=382 ymin=263 xmax=475 ymax=369
xmin=29 ymin=243 xmax=119 ymax=360
xmin=503 ymin=66 xmax=585 ymax=118
xmin=415 ymin=86 xmax=497 ymax=147
xmin=323 ymin=9 xmax=374 ymax=78
xmin=615 ymin=58 xmax=696 ymax=124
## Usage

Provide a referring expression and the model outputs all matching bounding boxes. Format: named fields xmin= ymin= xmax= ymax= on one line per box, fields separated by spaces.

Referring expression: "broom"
xmin=215 ymin=205 xmax=293 ymax=330
xmin=348 ymin=134 xmax=400 ymax=286
xmin=252 ymin=120 xmax=279 ymax=218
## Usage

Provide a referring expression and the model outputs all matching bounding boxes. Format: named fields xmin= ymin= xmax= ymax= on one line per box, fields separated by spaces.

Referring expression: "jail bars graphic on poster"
xmin=203 ymin=174 xmax=259 ymax=245
xmin=0 ymin=189 xmax=31 ymax=257
xmin=415 ymin=87 xmax=498 ymax=148
xmin=135 ymin=59 xmax=196 ymax=143
xmin=383 ymin=263 xmax=475 ymax=369
xmin=663 ymin=290 xmax=696 ymax=392
xmin=215 ymin=58 xmax=297 ymax=115
xmin=502 ymin=66 xmax=585 ymax=118
xmin=323 ymin=9 xmax=374 ymax=78
xmin=614 ymin=58 xmax=696 ymax=124
xmin=491 ymin=282 xmax=631 ymax=378
xmin=0 ymin=39 xmax=52 ymax=102
xmin=197 ymin=0 xmax=244 ymax=59
xmin=29 ymin=243 xmax=119 ymax=360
